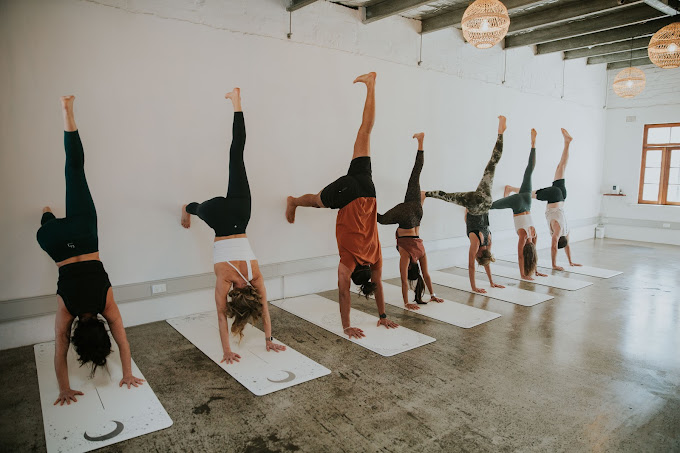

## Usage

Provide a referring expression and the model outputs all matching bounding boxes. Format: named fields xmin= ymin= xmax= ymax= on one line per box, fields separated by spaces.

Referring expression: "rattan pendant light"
xmin=613 ymin=67 xmax=646 ymax=98
xmin=461 ymin=0 xmax=510 ymax=49
xmin=648 ymin=22 xmax=680 ymax=69
xmin=613 ymin=38 xmax=646 ymax=99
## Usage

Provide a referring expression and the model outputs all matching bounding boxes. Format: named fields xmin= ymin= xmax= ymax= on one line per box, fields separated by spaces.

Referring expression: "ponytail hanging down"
xmin=407 ymin=263 xmax=426 ymax=304
xmin=351 ymin=265 xmax=377 ymax=298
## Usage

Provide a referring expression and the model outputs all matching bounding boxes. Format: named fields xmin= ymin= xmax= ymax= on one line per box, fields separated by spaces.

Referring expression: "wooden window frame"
xmin=638 ymin=123 xmax=680 ymax=206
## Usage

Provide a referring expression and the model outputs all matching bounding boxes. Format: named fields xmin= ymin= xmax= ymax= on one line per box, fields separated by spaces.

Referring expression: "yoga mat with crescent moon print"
xmin=167 ymin=311 xmax=330 ymax=396
xmin=34 ymin=338 xmax=172 ymax=453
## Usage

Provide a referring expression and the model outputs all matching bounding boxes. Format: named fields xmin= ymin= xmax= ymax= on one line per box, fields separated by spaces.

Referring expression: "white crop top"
xmin=545 ymin=204 xmax=569 ymax=237
xmin=513 ymin=213 xmax=535 ymax=238
xmin=213 ymin=238 xmax=257 ymax=282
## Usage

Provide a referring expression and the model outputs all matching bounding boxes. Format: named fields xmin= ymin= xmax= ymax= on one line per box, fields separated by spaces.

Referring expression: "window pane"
xmin=667 ymin=185 xmax=680 ymax=203
xmin=672 ymin=149 xmax=680 ymax=168
xmin=671 ymin=127 xmax=680 ymax=144
xmin=644 ymin=167 xmax=661 ymax=184
xmin=647 ymin=127 xmax=671 ymax=144
xmin=669 ymin=167 xmax=680 ymax=185
xmin=646 ymin=149 xmax=663 ymax=167
xmin=642 ymin=184 xmax=659 ymax=201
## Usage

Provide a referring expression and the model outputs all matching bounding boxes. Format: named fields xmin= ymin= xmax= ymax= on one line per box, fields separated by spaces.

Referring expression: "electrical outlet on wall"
xmin=662 ymin=223 xmax=671 ymax=228
xmin=151 ymin=283 xmax=167 ymax=294
xmin=625 ymin=116 xmax=636 ymax=123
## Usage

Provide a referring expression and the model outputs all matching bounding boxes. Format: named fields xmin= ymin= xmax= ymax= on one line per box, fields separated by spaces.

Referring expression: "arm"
xmin=103 ymin=293 xmax=145 ymax=388
xmin=215 ymin=279 xmax=240 ymax=364
xmin=532 ymin=234 xmax=547 ymax=277
xmin=338 ymin=263 xmax=364 ymax=339
xmin=419 ymin=254 xmax=443 ymax=303
xmin=372 ymin=261 xmax=399 ymax=329
xmin=550 ymin=224 xmax=563 ymax=271
xmin=564 ymin=242 xmax=581 ymax=266
xmin=399 ymin=252 xmax=420 ymax=310
xmin=468 ymin=234 xmax=484 ymax=293
xmin=251 ymin=274 xmax=286 ymax=352
xmin=53 ymin=299 xmax=80 ymax=405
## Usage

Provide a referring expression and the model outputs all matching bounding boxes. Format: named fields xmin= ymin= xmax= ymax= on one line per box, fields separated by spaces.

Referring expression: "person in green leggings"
xmin=491 ymin=129 xmax=548 ymax=280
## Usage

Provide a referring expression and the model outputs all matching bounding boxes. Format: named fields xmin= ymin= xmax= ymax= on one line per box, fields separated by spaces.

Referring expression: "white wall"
xmin=601 ymin=66 xmax=680 ymax=244
xmin=0 ymin=0 xmax=606 ymax=304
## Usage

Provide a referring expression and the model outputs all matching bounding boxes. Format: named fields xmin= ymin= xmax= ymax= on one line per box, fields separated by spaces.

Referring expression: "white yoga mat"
xmin=167 ymin=311 xmax=330 ymax=396
xmin=459 ymin=262 xmax=592 ymax=291
xmin=498 ymin=254 xmax=622 ymax=279
xmin=351 ymin=282 xmax=500 ymax=328
xmin=34 ymin=339 xmax=172 ymax=453
xmin=429 ymin=270 xmax=552 ymax=306
xmin=271 ymin=294 xmax=436 ymax=356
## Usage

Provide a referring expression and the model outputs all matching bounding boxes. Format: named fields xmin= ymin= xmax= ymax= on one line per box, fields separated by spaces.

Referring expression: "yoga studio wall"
xmin=1 ymin=0 xmax=605 ymax=339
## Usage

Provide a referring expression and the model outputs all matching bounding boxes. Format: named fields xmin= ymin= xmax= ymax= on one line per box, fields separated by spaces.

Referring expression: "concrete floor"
xmin=1 ymin=238 xmax=679 ymax=452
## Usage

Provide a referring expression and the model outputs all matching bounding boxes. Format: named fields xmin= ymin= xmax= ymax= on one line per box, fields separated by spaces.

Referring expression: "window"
xmin=639 ymin=124 xmax=680 ymax=206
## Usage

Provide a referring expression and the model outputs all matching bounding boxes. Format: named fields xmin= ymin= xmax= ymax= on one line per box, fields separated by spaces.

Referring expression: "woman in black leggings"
xmin=37 ymin=96 xmax=143 ymax=406
xmin=181 ymin=88 xmax=285 ymax=365
xmin=377 ymin=133 xmax=443 ymax=309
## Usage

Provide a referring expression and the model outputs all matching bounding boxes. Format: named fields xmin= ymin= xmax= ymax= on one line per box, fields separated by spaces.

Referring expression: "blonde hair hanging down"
xmin=226 ymin=285 xmax=262 ymax=342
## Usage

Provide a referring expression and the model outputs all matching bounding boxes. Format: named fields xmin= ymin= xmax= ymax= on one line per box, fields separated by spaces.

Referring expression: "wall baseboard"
xmin=0 ymin=219 xmax=598 ymax=350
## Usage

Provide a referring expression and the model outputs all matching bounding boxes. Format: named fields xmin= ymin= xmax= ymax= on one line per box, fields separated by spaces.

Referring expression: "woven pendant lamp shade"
xmin=648 ymin=22 xmax=680 ymax=69
xmin=461 ymin=0 xmax=510 ymax=49
xmin=612 ymin=67 xmax=646 ymax=98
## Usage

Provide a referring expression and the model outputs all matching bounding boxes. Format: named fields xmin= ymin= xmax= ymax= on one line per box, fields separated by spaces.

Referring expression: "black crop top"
xmin=57 ymin=261 xmax=111 ymax=317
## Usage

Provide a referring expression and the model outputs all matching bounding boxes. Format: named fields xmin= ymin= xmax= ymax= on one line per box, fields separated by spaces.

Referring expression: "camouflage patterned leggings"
xmin=425 ymin=134 xmax=503 ymax=216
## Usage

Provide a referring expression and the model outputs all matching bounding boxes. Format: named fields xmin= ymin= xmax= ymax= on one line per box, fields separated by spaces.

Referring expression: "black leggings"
xmin=377 ymin=150 xmax=423 ymax=229
xmin=535 ymin=179 xmax=567 ymax=203
xmin=36 ymin=131 xmax=99 ymax=263
xmin=490 ymin=147 xmax=535 ymax=214
xmin=186 ymin=112 xmax=250 ymax=236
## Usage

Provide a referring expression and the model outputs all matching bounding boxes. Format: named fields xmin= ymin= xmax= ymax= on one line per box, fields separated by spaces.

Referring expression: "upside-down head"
xmin=522 ymin=242 xmax=538 ymax=276
xmin=71 ymin=316 xmax=111 ymax=377
xmin=407 ymin=262 xmax=426 ymax=304
xmin=227 ymin=285 xmax=263 ymax=342
xmin=351 ymin=264 xmax=377 ymax=298
xmin=558 ymin=236 xmax=568 ymax=249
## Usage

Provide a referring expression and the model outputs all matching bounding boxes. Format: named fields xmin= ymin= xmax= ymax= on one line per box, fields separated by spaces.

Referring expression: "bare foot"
xmin=60 ymin=95 xmax=75 ymax=110
xmin=353 ymin=72 xmax=376 ymax=85
xmin=225 ymin=87 xmax=240 ymax=102
xmin=504 ymin=185 xmax=513 ymax=197
xmin=498 ymin=115 xmax=507 ymax=135
xmin=43 ymin=206 xmax=52 ymax=214
xmin=412 ymin=132 xmax=424 ymax=140
xmin=531 ymin=128 xmax=537 ymax=147
xmin=561 ymin=128 xmax=572 ymax=143
xmin=286 ymin=196 xmax=297 ymax=224
xmin=181 ymin=204 xmax=191 ymax=229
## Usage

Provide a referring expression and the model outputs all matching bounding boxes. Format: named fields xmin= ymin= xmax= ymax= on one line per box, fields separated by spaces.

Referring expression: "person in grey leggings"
xmin=424 ymin=116 xmax=507 ymax=294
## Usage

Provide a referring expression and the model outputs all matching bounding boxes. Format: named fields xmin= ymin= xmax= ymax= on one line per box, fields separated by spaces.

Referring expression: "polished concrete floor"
xmin=1 ymin=238 xmax=679 ymax=452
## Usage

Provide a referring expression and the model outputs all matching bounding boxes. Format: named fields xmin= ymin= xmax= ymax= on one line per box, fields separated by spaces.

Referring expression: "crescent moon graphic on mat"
xmin=84 ymin=421 xmax=124 ymax=442
xmin=267 ymin=371 xmax=296 ymax=383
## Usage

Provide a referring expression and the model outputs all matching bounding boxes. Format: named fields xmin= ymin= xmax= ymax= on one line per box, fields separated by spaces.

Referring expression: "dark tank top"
xmin=466 ymin=213 xmax=490 ymax=246
xmin=57 ymin=260 xmax=111 ymax=317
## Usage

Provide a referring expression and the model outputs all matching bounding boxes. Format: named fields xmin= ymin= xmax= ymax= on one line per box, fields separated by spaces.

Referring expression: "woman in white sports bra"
xmin=181 ymin=88 xmax=285 ymax=364
xmin=532 ymin=129 xmax=581 ymax=271
xmin=492 ymin=129 xmax=548 ymax=280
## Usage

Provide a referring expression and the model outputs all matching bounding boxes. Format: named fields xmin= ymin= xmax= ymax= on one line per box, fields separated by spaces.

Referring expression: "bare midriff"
xmin=547 ymin=201 xmax=564 ymax=209
xmin=214 ymin=233 xmax=247 ymax=242
xmin=396 ymin=226 xmax=419 ymax=237
xmin=56 ymin=252 xmax=100 ymax=268
xmin=513 ymin=211 xmax=531 ymax=217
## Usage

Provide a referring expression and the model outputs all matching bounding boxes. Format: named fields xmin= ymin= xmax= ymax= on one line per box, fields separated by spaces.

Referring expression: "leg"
xmin=425 ymin=190 xmax=478 ymax=210
xmin=404 ymin=137 xmax=424 ymax=203
xmin=377 ymin=203 xmax=409 ymax=225
xmin=225 ymin=88 xmax=249 ymax=201
xmin=286 ymin=193 xmax=324 ymax=223
xmin=61 ymin=96 xmax=96 ymax=220
xmin=553 ymin=128 xmax=572 ymax=181
xmin=490 ymin=193 xmax=521 ymax=211
xmin=504 ymin=185 xmax=520 ymax=197
xmin=519 ymin=146 xmax=536 ymax=194
xmin=475 ymin=119 xmax=505 ymax=197
xmin=352 ymin=72 xmax=376 ymax=160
